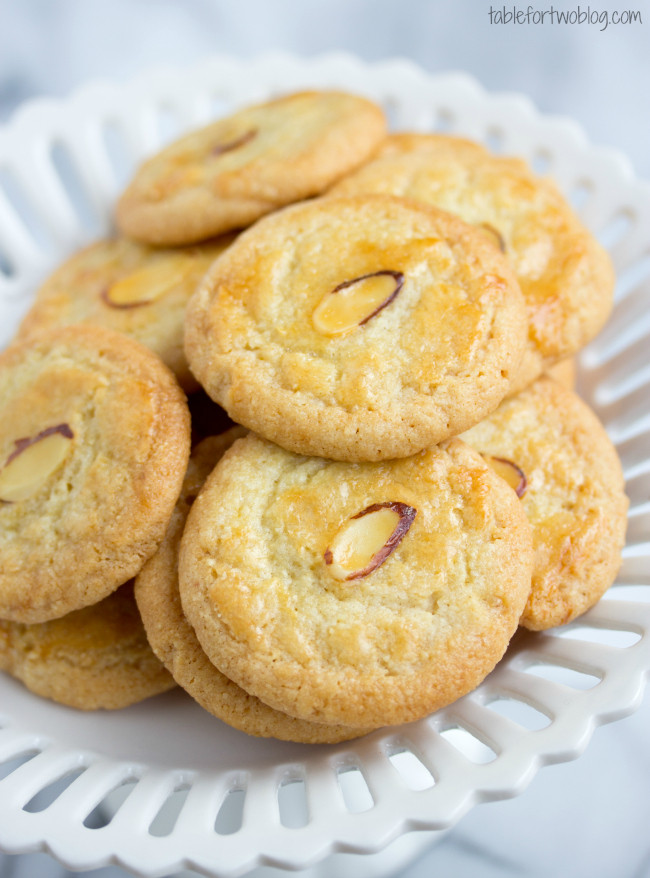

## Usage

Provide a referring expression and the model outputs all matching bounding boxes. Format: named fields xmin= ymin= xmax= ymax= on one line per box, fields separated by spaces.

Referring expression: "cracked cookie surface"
xmin=461 ymin=376 xmax=627 ymax=629
xmin=185 ymin=194 xmax=528 ymax=461
xmin=136 ymin=431 xmax=373 ymax=743
xmin=330 ymin=134 xmax=614 ymax=392
xmin=0 ymin=581 xmax=175 ymax=710
xmin=178 ymin=433 xmax=534 ymax=729
xmin=116 ymin=90 xmax=387 ymax=245
xmin=0 ymin=325 xmax=191 ymax=623
xmin=15 ymin=236 xmax=233 ymax=391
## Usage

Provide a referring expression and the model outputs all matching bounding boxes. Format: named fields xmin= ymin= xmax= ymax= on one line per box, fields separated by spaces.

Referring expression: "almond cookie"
xmin=178 ymin=434 xmax=534 ymax=729
xmin=135 ymin=432 xmax=371 ymax=743
xmin=329 ymin=134 xmax=615 ymax=392
xmin=184 ymin=194 xmax=528 ymax=462
xmin=15 ymin=236 xmax=234 ymax=391
xmin=0 ymin=325 xmax=191 ymax=623
xmin=461 ymin=376 xmax=627 ymax=630
xmin=116 ymin=90 xmax=387 ymax=245
xmin=0 ymin=582 xmax=175 ymax=710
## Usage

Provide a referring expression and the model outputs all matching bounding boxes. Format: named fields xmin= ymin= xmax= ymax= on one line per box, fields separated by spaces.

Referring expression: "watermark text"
xmin=488 ymin=6 xmax=642 ymax=30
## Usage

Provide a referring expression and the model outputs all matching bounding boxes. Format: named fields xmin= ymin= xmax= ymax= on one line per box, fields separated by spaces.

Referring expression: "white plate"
xmin=1 ymin=52 xmax=650 ymax=878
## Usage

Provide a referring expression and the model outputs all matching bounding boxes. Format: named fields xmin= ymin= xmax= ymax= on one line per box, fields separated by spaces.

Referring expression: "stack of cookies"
xmin=0 ymin=325 xmax=189 ymax=708
xmin=0 ymin=90 xmax=627 ymax=742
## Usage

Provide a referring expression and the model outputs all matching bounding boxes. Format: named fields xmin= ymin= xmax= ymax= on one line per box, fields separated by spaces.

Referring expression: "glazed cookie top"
xmin=0 ymin=581 xmax=175 ymax=710
xmin=461 ymin=376 xmax=627 ymax=629
xmin=330 ymin=134 xmax=615 ymax=390
xmin=116 ymin=90 xmax=387 ymax=245
xmin=15 ymin=236 xmax=234 ymax=391
xmin=179 ymin=434 xmax=534 ymax=729
xmin=184 ymin=194 xmax=528 ymax=462
xmin=0 ymin=325 xmax=191 ymax=623
xmin=135 ymin=432 xmax=371 ymax=743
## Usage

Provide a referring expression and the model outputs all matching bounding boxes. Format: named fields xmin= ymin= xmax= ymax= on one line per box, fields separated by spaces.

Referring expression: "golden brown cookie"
xmin=179 ymin=434 xmax=534 ymax=729
xmin=461 ymin=376 xmax=627 ymax=629
xmin=545 ymin=357 xmax=576 ymax=390
xmin=184 ymin=194 xmax=528 ymax=462
xmin=329 ymin=134 xmax=615 ymax=391
xmin=0 ymin=582 xmax=175 ymax=710
xmin=15 ymin=236 xmax=234 ymax=391
xmin=0 ymin=325 xmax=191 ymax=623
xmin=135 ymin=432 xmax=372 ymax=743
xmin=116 ymin=90 xmax=387 ymax=245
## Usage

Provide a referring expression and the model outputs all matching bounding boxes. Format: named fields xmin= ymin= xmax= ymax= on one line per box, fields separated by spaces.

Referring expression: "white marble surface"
xmin=0 ymin=2 xmax=649 ymax=877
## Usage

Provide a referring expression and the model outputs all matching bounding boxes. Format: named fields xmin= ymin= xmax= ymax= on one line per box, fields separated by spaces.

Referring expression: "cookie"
xmin=545 ymin=357 xmax=576 ymax=390
xmin=178 ymin=434 xmax=534 ymax=729
xmin=116 ymin=90 xmax=387 ymax=245
xmin=135 ymin=432 xmax=371 ymax=743
xmin=184 ymin=194 xmax=528 ymax=462
xmin=460 ymin=376 xmax=627 ymax=630
xmin=329 ymin=134 xmax=615 ymax=391
xmin=0 ymin=325 xmax=191 ymax=623
xmin=15 ymin=236 xmax=234 ymax=391
xmin=0 ymin=581 xmax=175 ymax=710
